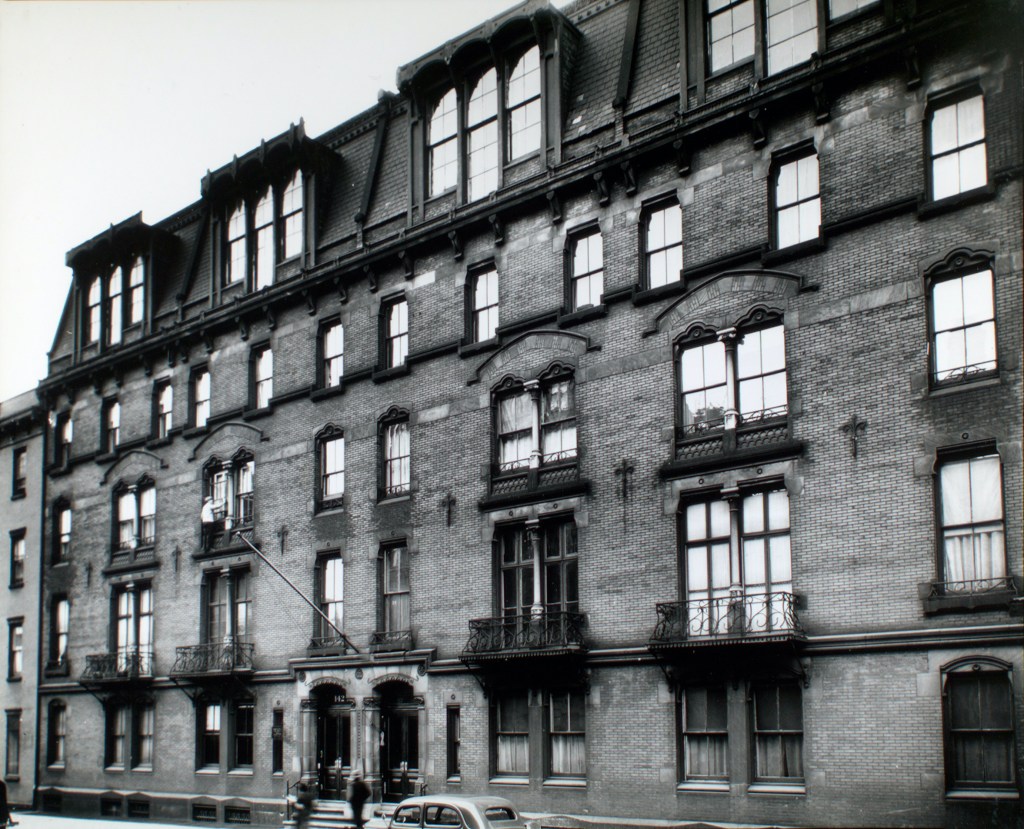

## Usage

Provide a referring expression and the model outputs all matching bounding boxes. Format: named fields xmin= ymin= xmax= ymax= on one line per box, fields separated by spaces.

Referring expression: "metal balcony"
xmin=462 ymin=611 xmax=587 ymax=662
xmin=650 ymin=592 xmax=804 ymax=649
xmin=81 ymin=651 xmax=154 ymax=683
xmin=170 ymin=642 xmax=255 ymax=676
xmin=369 ymin=630 xmax=415 ymax=653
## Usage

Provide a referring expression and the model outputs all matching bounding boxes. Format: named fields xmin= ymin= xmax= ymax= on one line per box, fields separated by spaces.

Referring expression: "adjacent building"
xmin=31 ymin=0 xmax=1022 ymax=826
xmin=1 ymin=391 xmax=46 ymax=810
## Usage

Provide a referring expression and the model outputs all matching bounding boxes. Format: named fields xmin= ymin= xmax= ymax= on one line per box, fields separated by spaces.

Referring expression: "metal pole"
xmin=234 ymin=531 xmax=361 ymax=653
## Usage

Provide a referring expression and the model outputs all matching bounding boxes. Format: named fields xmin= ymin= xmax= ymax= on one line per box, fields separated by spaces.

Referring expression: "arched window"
xmin=507 ymin=46 xmax=541 ymax=160
xmin=281 ymin=169 xmax=304 ymax=260
xmin=467 ymin=69 xmax=499 ymax=201
xmin=225 ymin=201 xmax=247 ymax=286
xmin=428 ymin=88 xmax=458 ymax=197
xmin=253 ymin=188 xmax=275 ymax=290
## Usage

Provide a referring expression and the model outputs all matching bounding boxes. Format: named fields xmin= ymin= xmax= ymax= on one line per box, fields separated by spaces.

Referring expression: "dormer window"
xmin=221 ymin=171 xmax=306 ymax=292
xmin=87 ymin=278 xmax=102 ymax=344
xmin=128 ymin=257 xmax=145 ymax=325
xmin=422 ymin=43 xmax=546 ymax=204
xmin=107 ymin=269 xmax=123 ymax=345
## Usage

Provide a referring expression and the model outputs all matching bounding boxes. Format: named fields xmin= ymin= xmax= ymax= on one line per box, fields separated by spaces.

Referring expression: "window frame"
xmin=7 ymin=619 xmax=23 ymax=680
xmin=190 ymin=365 xmax=212 ymax=430
xmin=4 ymin=709 xmax=19 ymax=779
xmin=771 ymin=144 xmax=821 ymax=250
xmin=112 ymin=583 xmax=154 ymax=676
xmin=379 ymin=410 xmax=411 ymax=499
xmin=547 ymin=689 xmax=586 ymax=779
xmin=50 ymin=594 xmax=70 ymax=668
xmin=925 ymin=88 xmax=988 ymax=204
xmin=380 ymin=542 xmax=411 ymax=637
xmin=493 ymin=690 xmax=530 ymax=778
xmin=934 ymin=448 xmax=1007 ymax=595
xmin=827 ymin=0 xmax=879 ymax=21
xmin=750 ymin=682 xmax=804 ymax=786
xmin=11 ymin=447 xmax=26 ymax=498
xmin=54 ymin=411 xmax=73 ymax=467
xmin=566 ymin=226 xmax=604 ymax=313
xmin=318 ymin=318 xmax=345 ymax=390
xmin=764 ymin=0 xmax=819 ymax=76
xmin=52 ymin=500 xmax=72 ymax=565
xmin=381 ymin=295 xmax=410 ymax=370
xmin=315 ymin=425 xmax=345 ymax=511
xmin=47 ymin=701 xmax=66 ymax=767
xmin=467 ymin=265 xmax=500 ymax=344
xmin=706 ymin=0 xmax=756 ymax=76
xmin=925 ymin=253 xmax=998 ymax=388
xmin=941 ymin=657 xmax=1018 ymax=793
xmin=314 ymin=551 xmax=344 ymax=644
xmin=250 ymin=343 xmax=274 ymax=410
xmin=197 ymin=699 xmax=222 ymax=770
xmin=506 ymin=45 xmax=542 ymax=163
xmin=102 ymin=398 xmax=121 ymax=454
xmin=202 ymin=451 xmax=256 ymax=540
xmin=153 ymin=379 xmax=174 ymax=439
xmin=9 ymin=529 xmax=26 ymax=588
xmin=679 ymin=685 xmax=730 ymax=784
xmin=642 ymin=198 xmax=684 ymax=291
xmin=112 ymin=478 xmax=157 ymax=554
xmin=447 ymin=706 xmax=461 ymax=780
xmin=230 ymin=698 xmax=255 ymax=770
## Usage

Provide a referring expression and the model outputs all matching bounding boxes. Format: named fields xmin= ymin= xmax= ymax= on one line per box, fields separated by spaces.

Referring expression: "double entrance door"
xmin=315 ymin=700 xmax=351 ymax=800
xmin=380 ymin=696 xmax=419 ymax=802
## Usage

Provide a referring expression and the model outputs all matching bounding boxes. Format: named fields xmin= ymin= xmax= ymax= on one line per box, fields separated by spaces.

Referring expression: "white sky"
xmin=0 ymin=0 xmax=548 ymax=402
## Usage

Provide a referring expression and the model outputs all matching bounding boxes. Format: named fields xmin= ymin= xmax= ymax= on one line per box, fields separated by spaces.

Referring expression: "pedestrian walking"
xmin=347 ymin=769 xmax=370 ymax=829
xmin=0 ymin=778 xmax=15 ymax=827
xmin=292 ymin=781 xmax=316 ymax=829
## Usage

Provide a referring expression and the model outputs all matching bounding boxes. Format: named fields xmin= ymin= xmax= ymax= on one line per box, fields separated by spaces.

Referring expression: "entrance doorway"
xmin=313 ymin=684 xmax=351 ymax=801
xmin=378 ymin=681 xmax=419 ymax=802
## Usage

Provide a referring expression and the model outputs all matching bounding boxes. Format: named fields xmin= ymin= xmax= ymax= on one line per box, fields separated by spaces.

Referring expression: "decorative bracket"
xmin=363 ymin=264 xmax=377 ymax=293
xmin=749 ymin=108 xmax=768 ymax=149
xmin=811 ymin=81 xmax=830 ymax=124
xmin=620 ymin=160 xmax=637 ymax=195
xmin=673 ymin=138 xmax=691 ymax=176
xmin=488 ymin=214 xmax=505 ymax=247
xmin=201 ymin=331 xmax=215 ymax=354
xmin=398 ymin=249 xmax=414 ymax=279
xmin=140 ymin=354 xmax=153 ymax=377
xmin=302 ymin=289 xmax=317 ymax=316
xmin=593 ymin=170 xmax=611 ymax=206
xmin=546 ymin=190 xmax=562 ymax=224
xmin=447 ymin=229 xmax=464 ymax=261
xmin=331 ymin=275 xmax=348 ymax=305
xmin=262 ymin=304 xmax=277 ymax=331
xmin=904 ymin=45 xmax=921 ymax=90
xmin=235 ymin=315 xmax=250 ymax=341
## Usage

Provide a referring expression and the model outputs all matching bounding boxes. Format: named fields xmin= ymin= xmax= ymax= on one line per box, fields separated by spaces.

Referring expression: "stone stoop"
xmin=308 ymin=799 xmax=353 ymax=829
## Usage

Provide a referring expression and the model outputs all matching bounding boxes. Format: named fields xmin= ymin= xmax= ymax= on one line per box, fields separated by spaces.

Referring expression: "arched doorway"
xmin=312 ymin=683 xmax=351 ymax=800
xmin=377 ymin=680 xmax=420 ymax=802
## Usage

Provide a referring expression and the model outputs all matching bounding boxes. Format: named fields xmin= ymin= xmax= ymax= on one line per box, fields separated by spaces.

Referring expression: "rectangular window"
xmin=645 ymin=201 xmax=683 ymax=289
xmin=707 ymin=0 xmax=754 ymax=73
xmin=128 ymin=257 xmax=145 ymax=325
xmin=737 ymin=326 xmax=788 ymax=422
xmin=679 ymin=341 xmax=728 ymax=434
xmin=56 ymin=413 xmax=73 ymax=466
xmin=320 ymin=434 xmax=345 ymax=507
xmin=107 ymin=703 xmax=129 ymax=767
xmin=774 ymin=152 xmax=820 ymax=249
xmin=6 ymin=621 xmax=22 ymax=679
xmin=232 ymin=700 xmax=255 ymax=769
xmin=9 ymin=531 xmax=25 ymax=587
xmin=253 ymin=346 xmax=273 ymax=409
xmin=104 ymin=400 xmax=120 ymax=452
xmin=204 ymin=569 xmax=251 ymax=644
xmin=382 ymin=544 xmax=410 ymax=634
xmin=47 ymin=702 xmax=66 ymax=766
xmin=945 ymin=669 xmax=1016 ymax=790
xmin=193 ymin=368 xmax=211 ymax=429
xmin=682 ymin=686 xmax=728 ymax=781
xmin=51 ymin=596 xmax=70 ymax=666
xmin=495 ymin=692 xmax=529 ymax=776
xmin=549 ymin=691 xmax=586 ymax=778
xmin=471 ymin=268 xmax=499 ymax=342
xmin=272 ymin=709 xmax=284 ymax=774
xmin=497 ymin=391 xmax=532 ymax=471
xmin=766 ymin=0 xmax=818 ymax=75
xmin=447 ymin=707 xmax=461 ymax=779
xmin=317 ymin=555 xmax=344 ymax=642
xmin=12 ymin=447 xmax=26 ymax=497
xmin=570 ymin=230 xmax=604 ymax=311
xmin=139 ymin=486 xmax=156 ymax=545
xmin=116 ymin=484 xmax=156 ymax=551
xmin=930 ymin=94 xmax=986 ymax=201
xmin=115 ymin=585 xmax=154 ymax=675
xmin=253 ymin=190 xmax=275 ymax=291
xmin=154 ymin=381 xmax=173 ymax=438
xmin=322 ymin=322 xmax=344 ymax=388
xmin=226 ymin=202 xmax=246 ymax=287
xmin=384 ymin=297 xmax=409 ymax=368
xmin=499 ymin=518 xmax=579 ymax=624
xmin=931 ymin=269 xmax=997 ymax=385
xmin=752 ymin=684 xmax=803 ymax=782
xmin=200 ymin=702 xmax=221 ymax=768
xmin=382 ymin=421 xmax=411 ymax=496
xmin=829 ymin=0 xmax=878 ymax=18
xmin=281 ymin=170 xmax=304 ymax=260
xmin=938 ymin=454 xmax=1006 ymax=591
xmin=107 ymin=268 xmax=122 ymax=346
xmin=134 ymin=702 xmax=155 ymax=769
xmin=4 ymin=710 xmax=19 ymax=778
xmin=56 ymin=506 xmax=72 ymax=564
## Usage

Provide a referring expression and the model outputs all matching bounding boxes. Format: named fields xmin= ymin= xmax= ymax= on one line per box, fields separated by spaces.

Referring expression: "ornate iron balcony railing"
xmin=463 ymin=611 xmax=587 ymax=657
xmin=170 ymin=641 xmax=255 ymax=675
xmin=928 ymin=576 xmax=1016 ymax=597
xmin=651 ymin=592 xmax=803 ymax=646
xmin=81 ymin=650 xmax=154 ymax=681
xmin=369 ymin=629 xmax=415 ymax=653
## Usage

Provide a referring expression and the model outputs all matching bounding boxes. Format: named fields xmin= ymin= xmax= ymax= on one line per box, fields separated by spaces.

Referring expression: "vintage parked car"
xmin=381 ymin=794 xmax=537 ymax=829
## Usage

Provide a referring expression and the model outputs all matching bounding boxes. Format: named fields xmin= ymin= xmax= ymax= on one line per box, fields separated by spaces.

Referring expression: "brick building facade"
xmin=30 ymin=0 xmax=1022 ymax=826
xmin=2 ymin=391 xmax=45 ymax=810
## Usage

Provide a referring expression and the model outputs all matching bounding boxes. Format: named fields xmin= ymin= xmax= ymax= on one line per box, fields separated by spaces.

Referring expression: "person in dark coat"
xmin=0 ymin=778 xmax=14 ymax=827
xmin=347 ymin=769 xmax=370 ymax=829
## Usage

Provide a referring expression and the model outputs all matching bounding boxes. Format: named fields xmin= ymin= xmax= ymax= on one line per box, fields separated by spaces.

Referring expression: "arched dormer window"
xmin=253 ymin=188 xmax=275 ymax=291
xmin=428 ymin=88 xmax=459 ymax=197
xmin=225 ymin=200 xmax=247 ymax=287
xmin=506 ymin=45 xmax=541 ymax=161
xmin=467 ymin=68 xmax=499 ymax=201
xmin=281 ymin=169 xmax=304 ymax=260
xmin=87 ymin=277 xmax=102 ymax=344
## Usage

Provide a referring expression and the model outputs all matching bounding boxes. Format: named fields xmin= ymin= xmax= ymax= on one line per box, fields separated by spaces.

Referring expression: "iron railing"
xmin=369 ymin=629 xmax=415 ymax=652
xmin=170 ymin=641 xmax=255 ymax=675
xmin=308 ymin=635 xmax=348 ymax=654
xmin=651 ymin=592 xmax=803 ymax=645
xmin=81 ymin=650 xmax=154 ymax=681
xmin=927 ymin=577 xmax=1016 ymax=597
xmin=463 ymin=611 xmax=587 ymax=657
